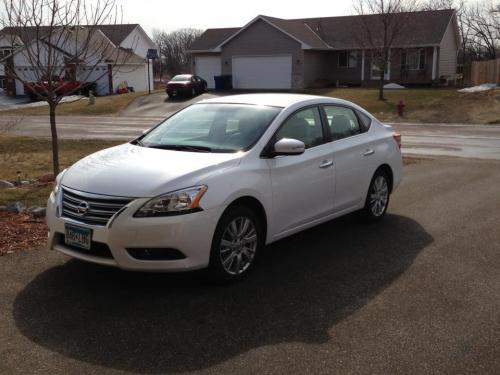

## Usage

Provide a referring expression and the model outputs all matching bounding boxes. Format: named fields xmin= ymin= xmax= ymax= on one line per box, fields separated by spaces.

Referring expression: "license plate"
xmin=172 ymin=90 xmax=177 ymax=96
xmin=65 ymin=224 xmax=92 ymax=250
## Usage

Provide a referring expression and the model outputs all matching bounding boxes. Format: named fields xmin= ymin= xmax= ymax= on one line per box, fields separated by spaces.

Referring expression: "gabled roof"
xmin=189 ymin=9 xmax=456 ymax=52
xmin=259 ymin=15 xmax=330 ymax=49
xmin=0 ymin=24 xmax=140 ymax=46
xmin=96 ymin=24 xmax=139 ymax=45
xmin=189 ymin=27 xmax=240 ymax=51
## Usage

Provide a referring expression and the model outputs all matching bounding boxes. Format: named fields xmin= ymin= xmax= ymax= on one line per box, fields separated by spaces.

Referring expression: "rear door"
xmin=322 ymin=105 xmax=376 ymax=212
xmin=266 ymin=106 xmax=335 ymax=237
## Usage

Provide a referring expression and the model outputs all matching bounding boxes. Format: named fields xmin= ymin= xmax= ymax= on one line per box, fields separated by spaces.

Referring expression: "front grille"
xmin=62 ymin=188 xmax=132 ymax=226
xmin=57 ymin=233 xmax=113 ymax=259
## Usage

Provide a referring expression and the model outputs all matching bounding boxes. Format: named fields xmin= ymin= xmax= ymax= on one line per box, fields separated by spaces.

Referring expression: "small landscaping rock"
xmin=31 ymin=207 xmax=46 ymax=218
xmin=0 ymin=180 xmax=15 ymax=189
xmin=7 ymin=201 xmax=26 ymax=213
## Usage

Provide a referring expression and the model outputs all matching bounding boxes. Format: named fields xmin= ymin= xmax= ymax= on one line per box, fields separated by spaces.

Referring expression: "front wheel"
xmin=360 ymin=170 xmax=390 ymax=222
xmin=208 ymin=206 xmax=263 ymax=282
xmin=191 ymin=88 xmax=196 ymax=97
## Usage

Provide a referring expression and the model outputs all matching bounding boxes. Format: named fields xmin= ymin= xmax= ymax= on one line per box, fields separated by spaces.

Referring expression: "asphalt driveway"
xmin=1 ymin=157 xmax=500 ymax=374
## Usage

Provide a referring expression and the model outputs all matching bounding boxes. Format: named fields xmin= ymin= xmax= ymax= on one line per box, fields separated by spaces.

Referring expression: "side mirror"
xmin=273 ymin=138 xmax=305 ymax=156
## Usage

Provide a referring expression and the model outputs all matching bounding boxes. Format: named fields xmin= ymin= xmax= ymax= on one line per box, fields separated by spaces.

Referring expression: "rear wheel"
xmin=208 ymin=206 xmax=263 ymax=282
xmin=360 ymin=169 xmax=390 ymax=222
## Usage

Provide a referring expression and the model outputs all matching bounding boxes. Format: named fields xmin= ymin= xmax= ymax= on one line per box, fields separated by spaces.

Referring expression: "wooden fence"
xmin=471 ymin=58 xmax=500 ymax=86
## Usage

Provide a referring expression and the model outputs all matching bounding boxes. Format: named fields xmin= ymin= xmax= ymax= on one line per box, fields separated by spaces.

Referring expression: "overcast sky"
xmin=118 ymin=0 xmax=356 ymax=35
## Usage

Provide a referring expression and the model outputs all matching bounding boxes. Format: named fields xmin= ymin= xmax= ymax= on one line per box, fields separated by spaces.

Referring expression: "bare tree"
xmin=153 ymin=28 xmax=203 ymax=78
xmin=466 ymin=1 xmax=499 ymax=59
xmin=420 ymin=0 xmax=455 ymax=10
xmin=0 ymin=0 xmax=136 ymax=176
xmin=354 ymin=0 xmax=418 ymax=100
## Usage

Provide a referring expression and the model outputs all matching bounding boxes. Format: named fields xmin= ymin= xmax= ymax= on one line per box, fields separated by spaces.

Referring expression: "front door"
xmin=266 ymin=106 xmax=335 ymax=237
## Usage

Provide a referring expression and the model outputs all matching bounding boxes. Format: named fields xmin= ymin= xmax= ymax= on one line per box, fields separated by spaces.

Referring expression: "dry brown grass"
xmin=312 ymin=88 xmax=500 ymax=124
xmin=0 ymin=90 xmax=161 ymax=116
xmin=0 ymin=136 xmax=122 ymax=206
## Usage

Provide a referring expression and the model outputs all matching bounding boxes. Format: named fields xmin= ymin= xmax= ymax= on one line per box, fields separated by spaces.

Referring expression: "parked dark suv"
xmin=166 ymin=74 xmax=207 ymax=98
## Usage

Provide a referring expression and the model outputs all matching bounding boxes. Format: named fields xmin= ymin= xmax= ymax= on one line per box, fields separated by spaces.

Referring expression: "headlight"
xmin=53 ymin=169 xmax=67 ymax=195
xmin=134 ymin=185 xmax=208 ymax=217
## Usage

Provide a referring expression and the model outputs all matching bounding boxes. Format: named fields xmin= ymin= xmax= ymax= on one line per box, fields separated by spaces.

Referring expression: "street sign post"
xmin=146 ymin=49 xmax=158 ymax=94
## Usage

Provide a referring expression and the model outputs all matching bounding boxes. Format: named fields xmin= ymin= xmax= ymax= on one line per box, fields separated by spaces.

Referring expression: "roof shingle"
xmin=189 ymin=9 xmax=456 ymax=52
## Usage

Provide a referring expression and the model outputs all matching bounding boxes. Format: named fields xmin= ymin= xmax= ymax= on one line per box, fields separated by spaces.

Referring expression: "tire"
xmin=203 ymin=83 xmax=207 ymax=92
xmin=191 ymin=88 xmax=196 ymax=97
xmin=359 ymin=169 xmax=391 ymax=222
xmin=208 ymin=205 xmax=263 ymax=283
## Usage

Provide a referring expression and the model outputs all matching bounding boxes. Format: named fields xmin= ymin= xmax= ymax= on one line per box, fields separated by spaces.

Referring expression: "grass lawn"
xmin=311 ymin=88 xmax=500 ymax=124
xmin=0 ymin=90 xmax=161 ymax=116
xmin=1 ymin=135 xmax=419 ymax=207
xmin=0 ymin=136 xmax=122 ymax=207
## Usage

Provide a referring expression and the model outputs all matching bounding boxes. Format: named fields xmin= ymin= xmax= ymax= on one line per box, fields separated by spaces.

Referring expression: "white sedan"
xmin=47 ymin=94 xmax=402 ymax=282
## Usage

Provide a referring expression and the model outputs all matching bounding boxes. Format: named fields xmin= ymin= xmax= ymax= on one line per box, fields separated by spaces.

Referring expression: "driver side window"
xmin=275 ymin=107 xmax=324 ymax=149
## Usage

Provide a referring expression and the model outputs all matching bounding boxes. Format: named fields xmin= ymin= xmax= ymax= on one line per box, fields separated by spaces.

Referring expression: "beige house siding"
xmin=439 ymin=18 xmax=458 ymax=77
xmin=220 ymin=19 xmax=304 ymax=89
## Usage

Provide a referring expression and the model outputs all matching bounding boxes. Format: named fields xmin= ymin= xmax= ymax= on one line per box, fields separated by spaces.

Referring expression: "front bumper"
xmin=46 ymin=191 xmax=222 ymax=272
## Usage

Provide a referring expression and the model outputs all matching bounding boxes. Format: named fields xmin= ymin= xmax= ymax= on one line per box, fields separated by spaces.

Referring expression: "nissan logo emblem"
xmin=77 ymin=201 xmax=90 ymax=216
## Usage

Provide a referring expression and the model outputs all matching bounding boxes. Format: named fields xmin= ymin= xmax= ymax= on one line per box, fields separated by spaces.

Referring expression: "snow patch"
xmin=384 ymin=83 xmax=406 ymax=89
xmin=458 ymin=83 xmax=497 ymax=93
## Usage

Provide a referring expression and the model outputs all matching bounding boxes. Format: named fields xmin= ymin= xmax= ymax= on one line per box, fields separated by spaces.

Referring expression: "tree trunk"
xmin=378 ymin=71 xmax=385 ymax=101
xmin=49 ymin=102 xmax=60 ymax=177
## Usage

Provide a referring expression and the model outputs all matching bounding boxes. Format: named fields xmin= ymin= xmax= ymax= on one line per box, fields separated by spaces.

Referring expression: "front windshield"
xmin=139 ymin=103 xmax=282 ymax=152
xmin=170 ymin=75 xmax=192 ymax=81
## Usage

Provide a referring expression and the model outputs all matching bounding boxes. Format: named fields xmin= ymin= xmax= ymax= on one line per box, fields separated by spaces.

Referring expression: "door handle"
xmin=319 ymin=160 xmax=334 ymax=169
xmin=363 ymin=149 xmax=375 ymax=156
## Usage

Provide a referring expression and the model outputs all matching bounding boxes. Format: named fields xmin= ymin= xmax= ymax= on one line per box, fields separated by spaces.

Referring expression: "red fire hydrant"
xmin=397 ymin=100 xmax=405 ymax=117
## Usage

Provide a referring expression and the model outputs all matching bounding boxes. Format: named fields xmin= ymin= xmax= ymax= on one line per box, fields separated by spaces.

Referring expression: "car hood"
xmin=62 ymin=143 xmax=242 ymax=198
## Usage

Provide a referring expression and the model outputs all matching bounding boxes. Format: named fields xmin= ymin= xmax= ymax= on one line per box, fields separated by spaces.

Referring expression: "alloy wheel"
xmin=219 ymin=217 xmax=258 ymax=275
xmin=370 ymin=175 xmax=389 ymax=217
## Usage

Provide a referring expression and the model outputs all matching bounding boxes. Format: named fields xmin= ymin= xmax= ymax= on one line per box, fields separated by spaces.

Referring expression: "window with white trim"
xmin=401 ymin=49 xmax=426 ymax=70
xmin=338 ymin=51 xmax=358 ymax=68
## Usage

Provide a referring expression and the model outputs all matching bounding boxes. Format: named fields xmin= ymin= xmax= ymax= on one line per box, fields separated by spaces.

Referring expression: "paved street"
xmin=2 ymin=111 xmax=500 ymax=160
xmin=1 ymin=157 xmax=500 ymax=374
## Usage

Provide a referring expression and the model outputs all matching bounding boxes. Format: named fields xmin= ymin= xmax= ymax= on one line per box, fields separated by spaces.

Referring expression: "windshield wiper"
xmin=131 ymin=139 xmax=144 ymax=147
xmin=146 ymin=144 xmax=213 ymax=152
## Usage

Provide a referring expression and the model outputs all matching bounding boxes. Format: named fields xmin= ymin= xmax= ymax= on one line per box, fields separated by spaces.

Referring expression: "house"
xmin=188 ymin=9 xmax=460 ymax=90
xmin=0 ymin=24 xmax=156 ymax=96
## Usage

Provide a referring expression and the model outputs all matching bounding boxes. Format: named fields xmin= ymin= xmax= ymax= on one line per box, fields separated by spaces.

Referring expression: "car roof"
xmin=199 ymin=93 xmax=339 ymax=108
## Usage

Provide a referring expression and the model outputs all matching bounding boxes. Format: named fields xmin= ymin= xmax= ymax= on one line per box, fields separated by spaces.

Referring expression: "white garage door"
xmin=232 ymin=55 xmax=292 ymax=89
xmin=195 ymin=56 xmax=221 ymax=89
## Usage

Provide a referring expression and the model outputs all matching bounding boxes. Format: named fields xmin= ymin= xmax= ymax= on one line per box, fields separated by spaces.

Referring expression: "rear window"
xmin=357 ymin=110 xmax=372 ymax=132
xmin=171 ymin=75 xmax=192 ymax=81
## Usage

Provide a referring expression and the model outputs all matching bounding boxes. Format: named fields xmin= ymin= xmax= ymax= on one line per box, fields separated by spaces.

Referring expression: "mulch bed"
xmin=0 ymin=211 xmax=47 ymax=256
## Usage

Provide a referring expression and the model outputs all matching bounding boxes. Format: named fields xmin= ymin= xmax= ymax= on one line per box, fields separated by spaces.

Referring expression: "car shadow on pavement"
xmin=13 ymin=213 xmax=432 ymax=374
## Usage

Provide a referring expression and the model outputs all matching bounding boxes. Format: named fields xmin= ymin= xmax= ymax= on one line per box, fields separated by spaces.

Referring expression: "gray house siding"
xmin=329 ymin=51 xmax=363 ymax=85
xmin=439 ymin=18 xmax=458 ymax=77
xmin=220 ymin=19 xmax=304 ymax=89
xmin=303 ymin=51 xmax=327 ymax=87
